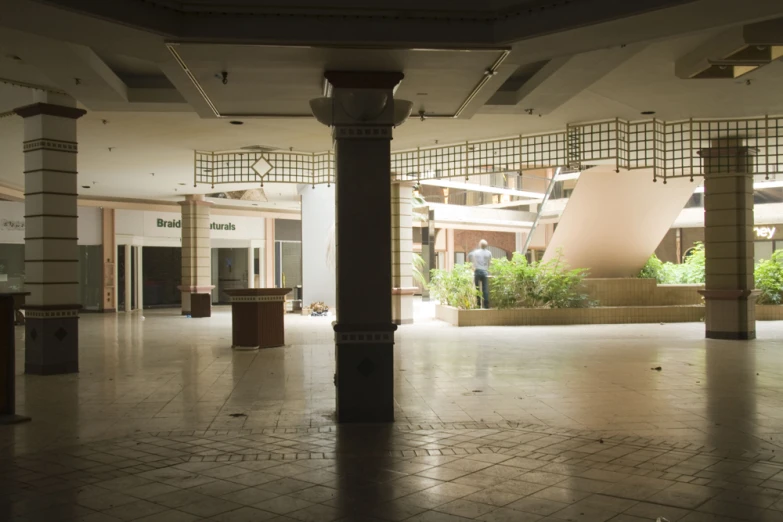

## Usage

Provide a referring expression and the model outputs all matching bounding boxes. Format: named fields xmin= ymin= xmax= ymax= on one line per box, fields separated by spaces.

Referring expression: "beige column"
xmin=101 ymin=208 xmax=116 ymax=312
xmin=265 ymin=218 xmax=275 ymax=287
xmin=179 ymin=195 xmax=213 ymax=315
xmin=124 ymin=245 xmax=131 ymax=312
xmin=15 ymin=92 xmax=85 ymax=375
xmin=698 ymin=141 xmax=756 ymax=340
xmin=392 ymin=182 xmax=415 ymax=325
xmin=247 ymin=245 xmax=255 ymax=289
xmin=445 ymin=228 xmax=455 ymax=271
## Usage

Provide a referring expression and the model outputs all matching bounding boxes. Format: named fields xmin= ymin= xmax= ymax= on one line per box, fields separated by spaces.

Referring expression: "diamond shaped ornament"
xmin=54 ymin=327 xmax=68 ymax=342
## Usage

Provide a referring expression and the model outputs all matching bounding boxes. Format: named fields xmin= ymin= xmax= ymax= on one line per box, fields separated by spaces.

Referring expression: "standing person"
xmin=468 ymin=240 xmax=492 ymax=309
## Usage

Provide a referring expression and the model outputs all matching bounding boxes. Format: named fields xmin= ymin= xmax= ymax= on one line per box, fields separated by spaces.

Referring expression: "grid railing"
xmin=194 ymin=116 xmax=783 ymax=186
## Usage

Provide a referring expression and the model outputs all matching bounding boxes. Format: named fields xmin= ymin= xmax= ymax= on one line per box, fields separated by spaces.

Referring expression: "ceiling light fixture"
xmin=81 ymin=185 xmax=90 ymax=189
xmin=229 ymin=120 xmax=244 ymax=125
xmin=641 ymin=111 xmax=656 ymax=115
xmin=178 ymin=183 xmax=186 ymax=186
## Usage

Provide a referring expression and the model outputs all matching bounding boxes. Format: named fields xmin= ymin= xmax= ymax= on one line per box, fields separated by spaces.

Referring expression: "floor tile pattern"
xmin=5 ymin=422 xmax=783 ymax=521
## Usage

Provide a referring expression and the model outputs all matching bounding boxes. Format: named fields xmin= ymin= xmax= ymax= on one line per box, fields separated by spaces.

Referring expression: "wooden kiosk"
xmin=224 ymin=288 xmax=290 ymax=350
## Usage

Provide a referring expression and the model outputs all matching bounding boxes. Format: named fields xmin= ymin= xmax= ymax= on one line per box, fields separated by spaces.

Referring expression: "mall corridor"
xmin=4 ymin=310 xmax=783 ymax=521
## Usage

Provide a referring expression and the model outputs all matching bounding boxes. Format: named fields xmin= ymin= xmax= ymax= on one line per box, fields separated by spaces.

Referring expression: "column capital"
xmin=15 ymin=103 xmax=87 ymax=120
xmin=179 ymin=195 xmax=213 ymax=207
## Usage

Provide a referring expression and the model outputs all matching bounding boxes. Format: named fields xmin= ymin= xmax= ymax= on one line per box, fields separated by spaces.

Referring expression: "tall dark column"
xmin=311 ymin=71 xmax=409 ymax=422
xmin=14 ymin=93 xmax=86 ymax=375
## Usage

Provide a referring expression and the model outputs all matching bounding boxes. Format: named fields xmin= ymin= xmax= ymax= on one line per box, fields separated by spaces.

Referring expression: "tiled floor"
xmin=4 ymin=305 xmax=783 ymax=521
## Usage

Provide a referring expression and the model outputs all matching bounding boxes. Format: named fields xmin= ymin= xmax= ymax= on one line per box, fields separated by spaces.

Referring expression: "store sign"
xmin=0 ymin=219 xmax=24 ymax=231
xmin=754 ymin=226 xmax=779 ymax=240
xmin=156 ymin=218 xmax=236 ymax=231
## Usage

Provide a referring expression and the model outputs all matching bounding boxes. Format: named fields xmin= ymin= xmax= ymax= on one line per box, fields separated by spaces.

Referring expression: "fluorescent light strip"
xmin=556 ymin=171 xmax=581 ymax=181
xmin=419 ymin=179 xmax=545 ymax=200
xmin=693 ymin=180 xmax=783 ymax=194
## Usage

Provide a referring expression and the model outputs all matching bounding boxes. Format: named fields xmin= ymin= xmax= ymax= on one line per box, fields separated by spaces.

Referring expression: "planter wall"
xmin=436 ymin=304 xmax=705 ymax=327
xmin=758 ymin=305 xmax=783 ymax=321
xmin=582 ymin=279 xmax=703 ymax=306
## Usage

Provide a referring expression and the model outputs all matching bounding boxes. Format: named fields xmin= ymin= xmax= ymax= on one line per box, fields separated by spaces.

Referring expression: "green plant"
xmin=429 ymin=263 xmax=480 ymax=309
xmin=756 ymin=250 xmax=783 ymax=304
xmin=638 ymin=242 xmax=706 ymax=284
xmin=639 ymin=254 xmax=665 ymax=282
xmin=412 ymin=252 xmax=427 ymax=287
xmin=488 ymin=251 xmax=595 ymax=309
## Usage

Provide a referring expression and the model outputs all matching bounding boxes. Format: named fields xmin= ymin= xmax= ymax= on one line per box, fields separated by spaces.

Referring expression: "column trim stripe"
xmin=25 ymin=259 xmax=79 ymax=263
xmin=24 ymin=192 xmax=78 ymax=197
xmin=24 ymin=169 xmax=78 ymax=175
xmin=25 ymin=214 xmax=78 ymax=218
xmin=22 ymin=137 xmax=77 ymax=145
xmin=25 ymin=282 xmax=79 ymax=285
xmin=24 ymin=237 xmax=79 ymax=240
xmin=23 ymin=147 xmax=78 ymax=154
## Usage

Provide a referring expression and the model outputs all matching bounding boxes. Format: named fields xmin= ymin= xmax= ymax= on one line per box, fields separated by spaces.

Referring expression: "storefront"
xmin=0 ymin=202 xmax=103 ymax=311
xmin=116 ymin=209 xmax=271 ymax=309
xmin=0 ymin=201 xmax=297 ymax=312
xmin=657 ymin=225 xmax=783 ymax=265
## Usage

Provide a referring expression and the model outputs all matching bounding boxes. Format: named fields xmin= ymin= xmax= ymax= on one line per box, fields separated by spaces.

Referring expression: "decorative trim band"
xmin=229 ymin=295 xmax=286 ymax=303
xmin=335 ymin=331 xmax=395 ymax=345
xmin=25 ymin=308 xmax=80 ymax=319
xmin=23 ymin=139 xmax=78 ymax=153
xmin=333 ymin=126 xmax=392 ymax=140
xmin=15 ymin=103 xmax=87 ymax=120
xmin=698 ymin=289 xmax=760 ymax=300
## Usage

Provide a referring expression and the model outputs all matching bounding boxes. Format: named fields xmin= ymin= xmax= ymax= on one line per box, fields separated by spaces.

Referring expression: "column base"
xmin=24 ymin=312 xmax=79 ymax=375
xmin=700 ymin=290 xmax=756 ymax=341
xmin=706 ymin=330 xmax=756 ymax=340
xmin=392 ymin=289 xmax=416 ymax=326
xmin=335 ymin=324 xmax=396 ymax=423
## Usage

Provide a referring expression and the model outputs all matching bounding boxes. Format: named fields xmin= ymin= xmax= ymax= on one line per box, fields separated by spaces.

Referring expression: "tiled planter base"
xmin=436 ymin=304 xmax=706 ymax=327
xmin=758 ymin=305 xmax=783 ymax=321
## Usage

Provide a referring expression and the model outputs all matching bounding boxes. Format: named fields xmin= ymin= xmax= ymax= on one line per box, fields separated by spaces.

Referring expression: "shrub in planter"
xmin=429 ymin=263 xmax=480 ymax=309
xmin=638 ymin=242 xmax=705 ymax=284
xmin=756 ymin=250 xmax=783 ymax=305
xmin=489 ymin=252 xmax=595 ymax=309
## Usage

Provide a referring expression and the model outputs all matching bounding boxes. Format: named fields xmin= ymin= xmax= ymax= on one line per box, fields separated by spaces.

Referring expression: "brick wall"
xmin=453 ymin=230 xmax=515 ymax=259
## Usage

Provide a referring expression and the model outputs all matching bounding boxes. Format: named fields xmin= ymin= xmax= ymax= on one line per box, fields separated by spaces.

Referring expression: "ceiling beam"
xmin=0 ymin=28 xmax=128 ymax=105
xmin=489 ymin=44 xmax=645 ymax=114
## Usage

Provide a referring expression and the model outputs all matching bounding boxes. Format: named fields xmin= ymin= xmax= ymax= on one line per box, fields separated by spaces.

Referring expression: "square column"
xmin=15 ymin=93 xmax=86 ymax=375
xmin=320 ymin=71 xmax=406 ymax=422
xmin=698 ymin=142 xmax=757 ymax=340
xmin=392 ymin=182 xmax=415 ymax=325
xmin=101 ymin=209 xmax=116 ymax=312
xmin=179 ymin=195 xmax=214 ymax=316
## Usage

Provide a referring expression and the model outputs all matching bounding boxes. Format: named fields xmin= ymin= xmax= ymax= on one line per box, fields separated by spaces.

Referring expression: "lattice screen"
xmin=194 ymin=116 xmax=783 ymax=186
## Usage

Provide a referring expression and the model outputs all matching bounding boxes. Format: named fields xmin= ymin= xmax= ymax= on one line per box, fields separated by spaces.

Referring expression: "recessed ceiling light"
xmin=641 ymin=111 xmax=656 ymax=115
xmin=178 ymin=183 xmax=186 ymax=186
xmin=229 ymin=120 xmax=244 ymax=125
xmin=81 ymin=185 xmax=90 ymax=189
